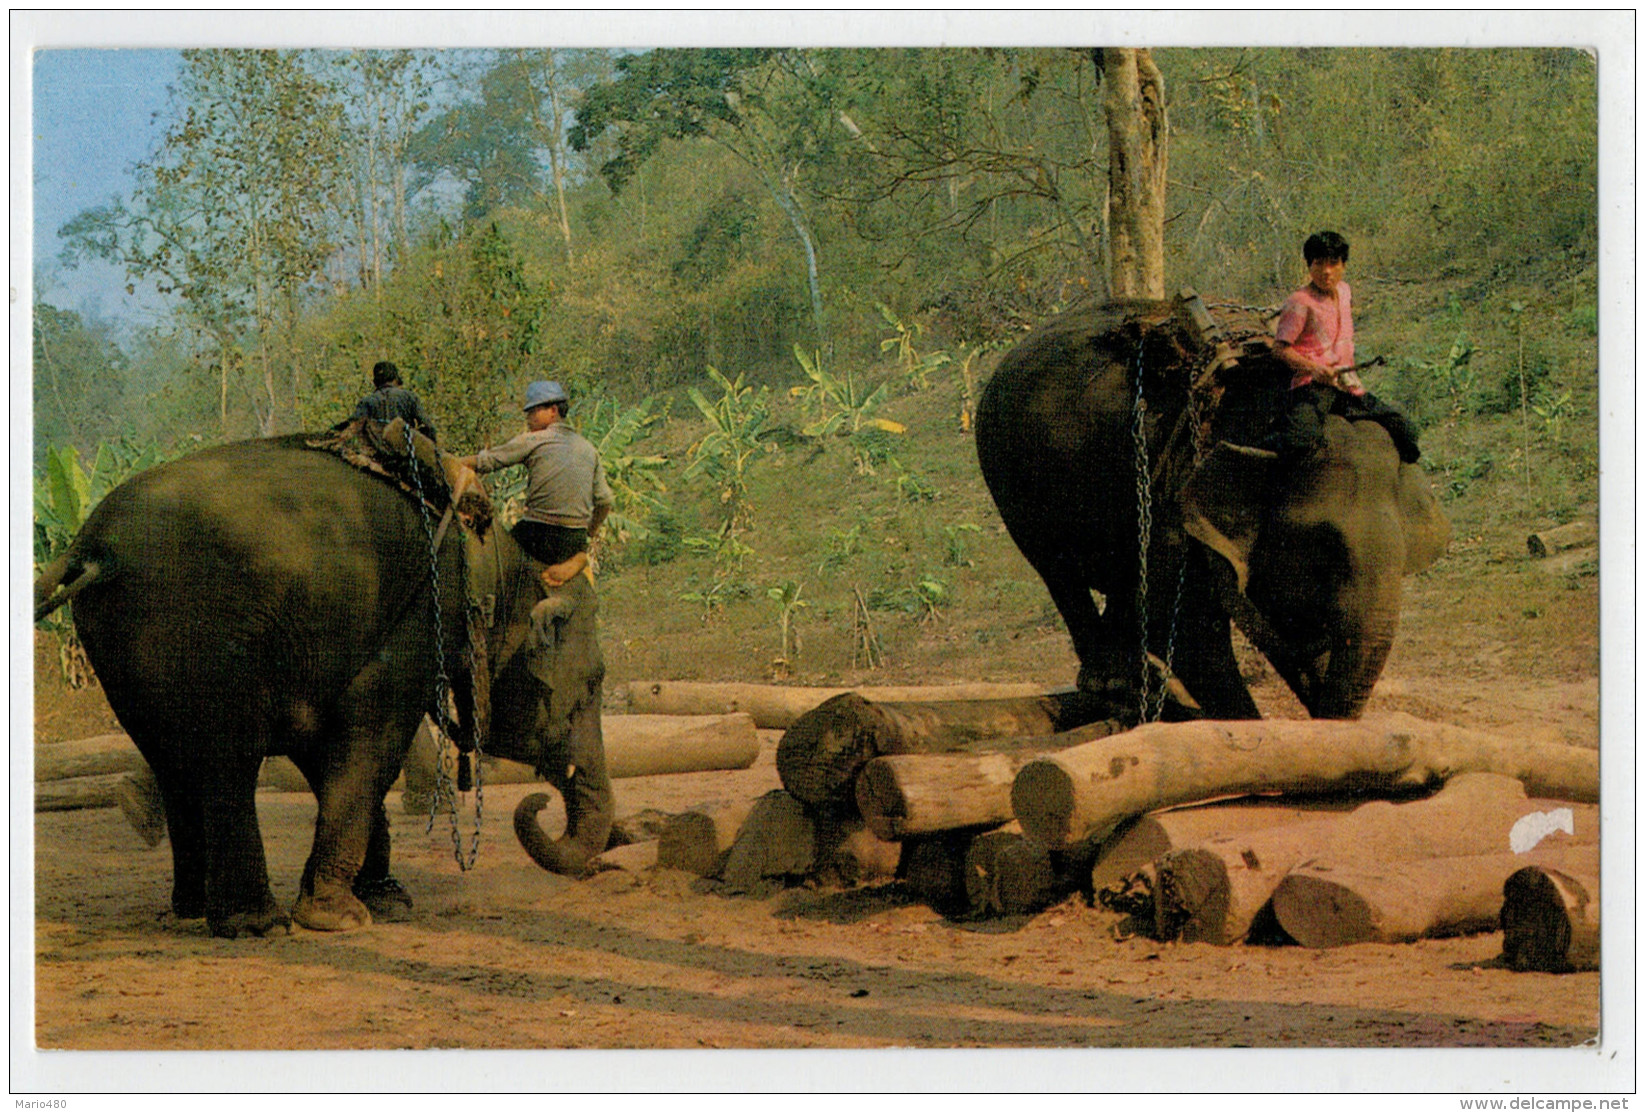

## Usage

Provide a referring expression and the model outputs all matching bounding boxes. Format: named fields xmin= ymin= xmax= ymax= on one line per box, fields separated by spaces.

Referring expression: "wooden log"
xmin=718 ymin=791 xmax=817 ymax=891
xmin=1501 ymin=867 xmax=1601 ymax=972
xmin=855 ymin=752 xmax=1024 ymax=840
xmin=964 ymin=829 xmax=1063 ymax=917
xmin=36 ymin=773 xmax=129 ymax=812
xmin=814 ymin=817 xmax=902 ymax=887
xmin=35 ymin=734 xmax=146 ymax=781
xmin=657 ymin=800 xmax=757 ymax=876
xmin=587 ymin=839 xmax=659 ymax=875
xmin=259 ymin=756 xmax=310 ymax=792
xmin=1527 ymin=520 xmax=1598 ymax=558
xmin=629 ymin=680 xmax=1049 ymax=729
xmin=1273 ymin=843 xmax=1600 ymax=948
xmin=604 ymin=713 xmax=760 ymax=778
xmin=1154 ymin=774 xmax=1599 ymax=944
xmin=115 ymin=766 xmax=167 ymax=847
xmin=780 ymin=688 xmax=1119 ymax=810
xmin=1090 ymin=799 xmax=1357 ymax=893
xmin=1012 ymin=712 xmax=1599 ymax=851
xmin=898 ymin=826 xmax=1014 ymax=915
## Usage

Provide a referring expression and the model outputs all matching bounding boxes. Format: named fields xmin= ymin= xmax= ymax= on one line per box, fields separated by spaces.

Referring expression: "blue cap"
xmin=523 ymin=380 xmax=569 ymax=411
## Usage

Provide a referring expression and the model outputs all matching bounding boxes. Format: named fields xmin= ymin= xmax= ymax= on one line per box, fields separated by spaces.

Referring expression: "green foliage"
xmin=867 ymin=572 xmax=952 ymax=622
xmin=684 ymin=366 xmax=775 ymax=537
xmin=34 ymin=440 xmax=170 ymax=572
xmin=764 ymin=580 xmax=810 ymax=674
xmin=571 ymin=391 xmax=671 ymax=549
xmin=877 ymin=302 xmax=952 ymax=390
xmin=942 ymin=522 xmax=982 ymax=568
xmin=817 ymin=524 xmax=866 ymax=576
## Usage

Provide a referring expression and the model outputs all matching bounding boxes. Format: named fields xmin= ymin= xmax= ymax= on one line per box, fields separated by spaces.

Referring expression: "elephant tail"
xmin=34 ymin=550 xmax=102 ymax=623
xmin=513 ymin=791 xmax=602 ymax=877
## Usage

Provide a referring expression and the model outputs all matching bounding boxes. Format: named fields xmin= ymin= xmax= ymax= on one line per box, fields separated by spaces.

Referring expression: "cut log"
xmin=718 ymin=790 xmax=817 ymax=891
xmin=1273 ymin=843 xmax=1600 ymax=948
xmin=780 ymin=689 xmax=1119 ymax=810
xmin=964 ymin=829 xmax=1063 ymax=917
xmin=116 ymin=766 xmax=167 ymax=847
xmin=35 ymin=734 xmax=146 ymax=781
xmin=1153 ymin=774 xmax=1599 ymax=944
xmin=814 ymin=817 xmax=902 ymax=887
xmin=1501 ymin=867 xmax=1601 ymax=972
xmin=36 ymin=773 xmax=130 ymax=812
xmin=259 ymin=756 xmax=309 ymax=792
xmin=1090 ymin=799 xmax=1358 ymax=893
xmin=899 ymin=825 xmax=1014 ymax=915
xmin=1534 ymin=547 xmax=1598 ymax=577
xmin=657 ymin=800 xmax=758 ymax=876
xmin=587 ymin=839 xmax=659 ymax=875
xmin=855 ymin=752 xmax=1025 ymax=840
xmin=1527 ymin=520 xmax=1598 ymax=558
xmin=629 ymin=680 xmax=1049 ymax=729
xmin=1012 ymin=712 xmax=1599 ymax=851
xmin=604 ymin=712 xmax=760 ymax=778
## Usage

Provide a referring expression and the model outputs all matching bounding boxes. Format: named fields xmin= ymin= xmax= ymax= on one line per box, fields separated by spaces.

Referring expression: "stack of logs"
xmin=709 ymin=684 xmax=1601 ymax=974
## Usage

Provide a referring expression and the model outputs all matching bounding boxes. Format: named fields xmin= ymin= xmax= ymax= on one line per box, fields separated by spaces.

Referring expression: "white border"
xmin=9 ymin=8 xmax=1636 ymax=1100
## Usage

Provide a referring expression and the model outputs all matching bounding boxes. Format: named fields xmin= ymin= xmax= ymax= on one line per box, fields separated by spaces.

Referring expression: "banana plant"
xmin=685 ymin=366 xmax=773 ymax=538
xmin=571 ymin=391 xmax=671 ymax=547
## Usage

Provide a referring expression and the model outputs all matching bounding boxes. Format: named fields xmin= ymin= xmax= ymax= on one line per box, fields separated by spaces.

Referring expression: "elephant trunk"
xmin=512 ymin=783 xmax=613 ymax=876
xmin=1304 ymin=586 xmax=1400 ymax=720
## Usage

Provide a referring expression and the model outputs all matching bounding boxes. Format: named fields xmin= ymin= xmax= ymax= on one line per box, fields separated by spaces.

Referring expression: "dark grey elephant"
xmin=975 ymin=298 xmax=1448 ymax=723
xmin=33 ymin=433 xmax=612 ymax=938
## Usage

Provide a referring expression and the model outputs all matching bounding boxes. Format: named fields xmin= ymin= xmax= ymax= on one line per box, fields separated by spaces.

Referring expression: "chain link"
xmin=1133 ymin=335 xmax=1219 ymax=724
xmin=402 ymin=425 xmax=483 ymax=871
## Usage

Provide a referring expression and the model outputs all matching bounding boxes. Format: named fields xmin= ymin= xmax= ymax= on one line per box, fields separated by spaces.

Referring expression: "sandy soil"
xmin=29 ymin=644 xmax=1603 ymax=1066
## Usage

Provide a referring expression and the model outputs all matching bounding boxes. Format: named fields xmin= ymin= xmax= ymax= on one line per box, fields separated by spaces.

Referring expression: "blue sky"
xmin=32 ymin=48 xmax=179 ymax=324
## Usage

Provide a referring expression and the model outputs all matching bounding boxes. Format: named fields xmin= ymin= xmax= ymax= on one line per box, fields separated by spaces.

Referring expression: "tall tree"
xmin=1097 ymin=48 xmax=1169 ymax=298
xmin=570 ymin=48 xmax=838 ymax=352
xmin=60 ymin=49 xmax=347 ymax=434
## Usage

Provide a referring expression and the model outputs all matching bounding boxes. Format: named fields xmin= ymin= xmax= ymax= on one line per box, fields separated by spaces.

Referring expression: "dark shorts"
xmin=1277 ymin=384 xmax=1422 ymax=463
xmin=512 ymin=521 xmax=589 ymax=566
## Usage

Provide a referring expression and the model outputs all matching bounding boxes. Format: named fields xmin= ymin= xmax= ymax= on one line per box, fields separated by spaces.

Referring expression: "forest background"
xmin=31 ymin=42 xmax=1604 ymax=691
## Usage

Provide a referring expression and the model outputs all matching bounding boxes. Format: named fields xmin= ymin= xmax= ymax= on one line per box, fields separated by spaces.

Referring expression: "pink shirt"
xmin=1275 ymin=280 xmax=1358 ymax=391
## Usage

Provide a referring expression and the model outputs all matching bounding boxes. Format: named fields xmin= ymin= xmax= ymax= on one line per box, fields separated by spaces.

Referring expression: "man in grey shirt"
xmin=458 ymin=380 xmax=613 ymax=585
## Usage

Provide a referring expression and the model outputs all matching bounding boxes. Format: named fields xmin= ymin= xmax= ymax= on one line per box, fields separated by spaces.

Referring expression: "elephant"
xmin=975 ymin=297 xmax=1448 ymax=724
xmin=33 ymin=432 xmax=613 ymax=938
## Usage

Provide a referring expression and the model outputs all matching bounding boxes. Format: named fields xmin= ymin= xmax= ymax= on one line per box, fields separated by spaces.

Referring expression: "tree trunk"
xmin=1090 ymin=798 xmax=1359 ymax=893
xmin=1098 ymin=47 xmax=1168 ymax=299
xmin=1272 ymin=843 xmax=1600 ymax=948
xmin=657 ymin=799 xmax=758 ymax=876
xmin=778 ymin=690 xmax=1118 ymax=810
xmin=1011 ymin=712 xmax=1600 ymax=850
xmin=1501 ymin=866 xmax=1600 ymax=973
xmin=36 ymin=773 xmax=129 ymax=812
xmin=1153 ymin=774 xmax=1598 ymax=945
xmin=855 ymin=751 xmax=1026 ymax=840
xmin=625 ymin=680 xmax=1047 ymax=728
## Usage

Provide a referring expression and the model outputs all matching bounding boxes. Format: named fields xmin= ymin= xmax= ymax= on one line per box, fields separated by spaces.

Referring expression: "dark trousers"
xmin=1277 ymin=384 xmax=1422 ymax=463
xmin=512 ymin=521 xmax=589 ymax=566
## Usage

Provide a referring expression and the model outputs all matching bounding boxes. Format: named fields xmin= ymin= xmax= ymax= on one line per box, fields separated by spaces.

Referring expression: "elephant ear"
xmin=1396 ymin=462 xmax=1450 ymax=574
xmin=1179 ymin=441 xmax=1278 ymax=593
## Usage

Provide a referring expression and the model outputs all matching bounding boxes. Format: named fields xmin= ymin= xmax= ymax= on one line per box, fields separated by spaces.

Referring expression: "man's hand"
xmin=542 ymin=551 xmax=590 ymax=589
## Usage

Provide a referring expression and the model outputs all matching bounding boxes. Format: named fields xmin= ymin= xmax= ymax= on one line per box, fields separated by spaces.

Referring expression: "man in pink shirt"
xmin=1271 ymin=231 xmax=1420 ymax=463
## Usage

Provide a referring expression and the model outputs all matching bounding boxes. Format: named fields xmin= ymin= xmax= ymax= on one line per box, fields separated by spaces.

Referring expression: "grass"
xmin=594 ymin=262 xmax=1601 ymax=695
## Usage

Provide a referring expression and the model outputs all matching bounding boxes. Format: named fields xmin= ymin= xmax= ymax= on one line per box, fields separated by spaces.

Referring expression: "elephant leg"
xmin=1039 ymin=561 xmax=1134 ymax=706
xmin=151 ymin=750 xmax=207 ymax=920
xmin=1163 ymin=564 xmax=1261 ymax=720
xmin=197 ymin=743 xmax=287 ymax=939
xmin=352 ymin=800 xmax=413 ymax=922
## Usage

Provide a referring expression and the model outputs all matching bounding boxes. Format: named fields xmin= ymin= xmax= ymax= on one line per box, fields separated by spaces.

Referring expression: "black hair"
xmin=372 ymin=360 xmax=402 ymax=388
xmin=1304 ymin=231 xmax=1350 ymax=264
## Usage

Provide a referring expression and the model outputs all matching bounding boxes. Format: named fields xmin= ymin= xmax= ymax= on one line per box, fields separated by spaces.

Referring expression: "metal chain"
xmin=1133 ymin=340 xmax=1219 ymax=724
xmin=402 ymin=424 xmax=483 ymax=871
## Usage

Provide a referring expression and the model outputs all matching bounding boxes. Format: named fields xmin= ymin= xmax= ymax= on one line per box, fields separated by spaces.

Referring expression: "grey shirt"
xmin=473 ymin=424 xmax=614 ymax=528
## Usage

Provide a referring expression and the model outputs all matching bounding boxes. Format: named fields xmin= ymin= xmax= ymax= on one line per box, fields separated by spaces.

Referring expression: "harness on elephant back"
xmin=305 ymin=418 xmax=496 ymax=867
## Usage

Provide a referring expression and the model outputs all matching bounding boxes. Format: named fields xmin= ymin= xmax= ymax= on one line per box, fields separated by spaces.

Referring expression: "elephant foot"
xmin=293 ymin=884 xmax=374 ymax=933
xmin=207 ymin=902 xmax=292 ymax=940
xmin=354 ymin=876 xmax=414 ymax=922
xmin=1074 ymin=666 xmax=1142 ymax=726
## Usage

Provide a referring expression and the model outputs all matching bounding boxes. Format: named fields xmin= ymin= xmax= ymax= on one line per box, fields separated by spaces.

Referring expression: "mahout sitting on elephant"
xmin=34 ymin=427 xmax=613 ymax=938
xmin=975 ymin=295 xmax=1448 ymax=726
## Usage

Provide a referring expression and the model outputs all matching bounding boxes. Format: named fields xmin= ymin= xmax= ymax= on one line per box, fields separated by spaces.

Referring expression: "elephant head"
xmin=465 ymin=532 xmax=613 ymax=876
xmin=1181 ymin=413 xmax=1449 ymax=718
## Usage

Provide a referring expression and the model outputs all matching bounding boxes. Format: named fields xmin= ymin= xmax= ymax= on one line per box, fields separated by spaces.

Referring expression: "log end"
xmin=1010 ymin=758 xmax=1077 ymax=848
xmin=1501 ymin=866 xmax=1593 ymax=973
xmin=776 ymin=692 xmax=887 ymax=809
xmin=854 ymin=757 xmax=907 ymax=841
xmin=1156 ymin=848 xmax=1232 ymax=944
xmin=1270 ymin=872 xmax=1377 ymax=949
xmin=656 ymin=812 xmax=724 ymax=877
xmin=965 ymin=829 xmax=1057 ymax=917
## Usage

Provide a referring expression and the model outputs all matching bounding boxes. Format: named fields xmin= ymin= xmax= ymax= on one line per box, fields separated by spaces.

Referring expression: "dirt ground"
xmin=27 ymin=606 xmax=1609 ymax=1077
